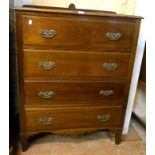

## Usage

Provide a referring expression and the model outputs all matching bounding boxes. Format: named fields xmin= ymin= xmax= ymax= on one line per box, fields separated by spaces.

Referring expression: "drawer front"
xmin=24 ymin=50 xmax=131 ymax=80
xmin=25 ymin=106 xmax=123 ymax=131
xmin=25 ymin=82 xmax=126 ymax=106
xmin=23 ymin=15 xmax=135 ymax=49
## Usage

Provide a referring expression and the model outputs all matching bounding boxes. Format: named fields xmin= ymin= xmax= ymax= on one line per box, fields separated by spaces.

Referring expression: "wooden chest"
xmin=15 ymin=5 xmax=142 ymax=151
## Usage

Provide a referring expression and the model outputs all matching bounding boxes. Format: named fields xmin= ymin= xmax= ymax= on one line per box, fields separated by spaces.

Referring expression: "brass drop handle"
xmin=106 ymin=32 xmax=122 ymax=40
xmin=103 ymin=63 xmax=118 ymax=70
xmin=97 ymin=115 xmax=111 ymax=122
xmin=38 ymin=91 xmax=55 ymax=99
xmin=39 ymin=29 xmax=56 ymax=38
xmin=39 ymin=61 xmax=55 ymax=70
xmin=99 ymin=90 xmax=114 ymax=96
xmin=39 ymin=117 xmax=54 ymax=125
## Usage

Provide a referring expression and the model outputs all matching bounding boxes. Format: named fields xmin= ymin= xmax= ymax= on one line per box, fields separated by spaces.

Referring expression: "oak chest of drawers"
xmin=15 ymin=5 xmax=142 ymax=151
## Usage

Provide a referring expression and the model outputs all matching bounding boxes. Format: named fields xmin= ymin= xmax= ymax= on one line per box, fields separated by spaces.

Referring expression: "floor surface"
xmin=133 ymin=81 xmax=146 ymax=124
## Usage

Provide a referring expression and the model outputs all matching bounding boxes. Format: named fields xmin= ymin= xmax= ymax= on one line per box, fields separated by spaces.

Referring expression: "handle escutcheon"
xmin=39 ymin=61 xmax=55 ymax=70
xmin=39 ymin=29 xmax=56 ymax=38
xmin=99 ymin=90 xmax=114 ymax=96
xmin=97 ymin=115 xmax=111 ymax=122
xmin=39 ymin=117 xmax=54 ymax=125
xmin=106 ymin=32 xmax=122 ymax=40
xmin=103 ymin=63 xmax=118 ymax=71
xmin=38 ymin=91 xmax=55 ymax=99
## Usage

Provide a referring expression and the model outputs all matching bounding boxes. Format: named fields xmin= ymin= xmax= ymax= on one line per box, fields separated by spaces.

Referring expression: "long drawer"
xmin=24 ymin=50 xmax=131 ymax=80
xmin=25 ymin=106 xmax=123 ymax=132
xmin=25 ymin=82 xmax=126 ymax=106
xmin=23 ymin=15 xmax=135 ymax=49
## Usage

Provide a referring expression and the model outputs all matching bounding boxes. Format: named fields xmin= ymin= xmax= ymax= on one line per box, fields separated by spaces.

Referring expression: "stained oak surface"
xmin=25 ymin=106 xmax=123 ymax=132
xmin=23 ymin=15 xmax=135 ymax=49
xmin=25 ymin=81 xmax=126 ymax=106
xmin=24 ymin=50 xmax=131 ymax=80
xmin=15 ymin=5 xmax=141 ymax=150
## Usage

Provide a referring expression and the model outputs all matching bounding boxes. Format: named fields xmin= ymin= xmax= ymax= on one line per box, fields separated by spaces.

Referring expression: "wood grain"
xmin=15 ymin=5 xmax=143 ymax=19
xmin=24 ymin=50 xmax=131 ymax=80
xmin=15 ymin=5 xmax=142 ymax=150
xmin=23 ymin=14 xmax=135 ymax=49
xmin=25 ymin=81 xmax=126 ymax=107
xmin=25 ymin=106 xmax=123 ymax=132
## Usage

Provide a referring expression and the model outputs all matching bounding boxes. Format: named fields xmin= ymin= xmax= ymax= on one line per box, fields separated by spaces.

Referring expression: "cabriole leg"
xmin=115 ymin=130 xmax=122 ymax=145
xmin=20 ymin=134 xmax=29 ymax=151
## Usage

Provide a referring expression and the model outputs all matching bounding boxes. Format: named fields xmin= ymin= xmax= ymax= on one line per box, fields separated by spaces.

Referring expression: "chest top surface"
xmin=15 ymin=5 xmax=143 ymax=19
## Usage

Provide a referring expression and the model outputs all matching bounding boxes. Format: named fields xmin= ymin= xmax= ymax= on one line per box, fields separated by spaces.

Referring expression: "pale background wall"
xmin=123 ymin=0 xmax=145 ymax=134
xmin=14 ymin=0 xmax=137 ymax=15
xmin=14 ymin=0 xmax=31 ymax=7
xmin=32 ymin=0 xmax=136 ymax=14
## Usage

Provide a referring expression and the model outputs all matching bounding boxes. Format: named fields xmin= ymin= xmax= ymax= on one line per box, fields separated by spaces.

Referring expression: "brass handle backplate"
xmin=97 ymin=115 xmax=111 ymax=122
xmin=106 ymin=32 xmax=122 ymax=40
xmin=99 ymin=90 xmax=114 ymax=96
xmin=39 ymin=117 xmax=54 ymax=125
xmin=39 ymin=29 xmax=56 ymax=38
xmin=103 ymin=63 xmax=118 ymax=70
xmin=38 ymin=91 xmax=55 ymax=99
xmin=39 ymin=61 xmax=55 ymax=70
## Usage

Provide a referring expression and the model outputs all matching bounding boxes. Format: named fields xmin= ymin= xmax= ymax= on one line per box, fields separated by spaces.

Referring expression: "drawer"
xmin=24 ymin=50 xmax=131 ymax=80
xmin=25 ymin=106 xmax=123 ymax=132
xmin=23 ymin=15 xmax=135 ymax=50
xmin=25 ymin=82 xmax=126 ymax=107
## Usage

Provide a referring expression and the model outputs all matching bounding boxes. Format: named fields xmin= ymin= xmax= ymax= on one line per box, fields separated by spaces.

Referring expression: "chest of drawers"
xmin=15 ymin=5 xmax=142 ymax=151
